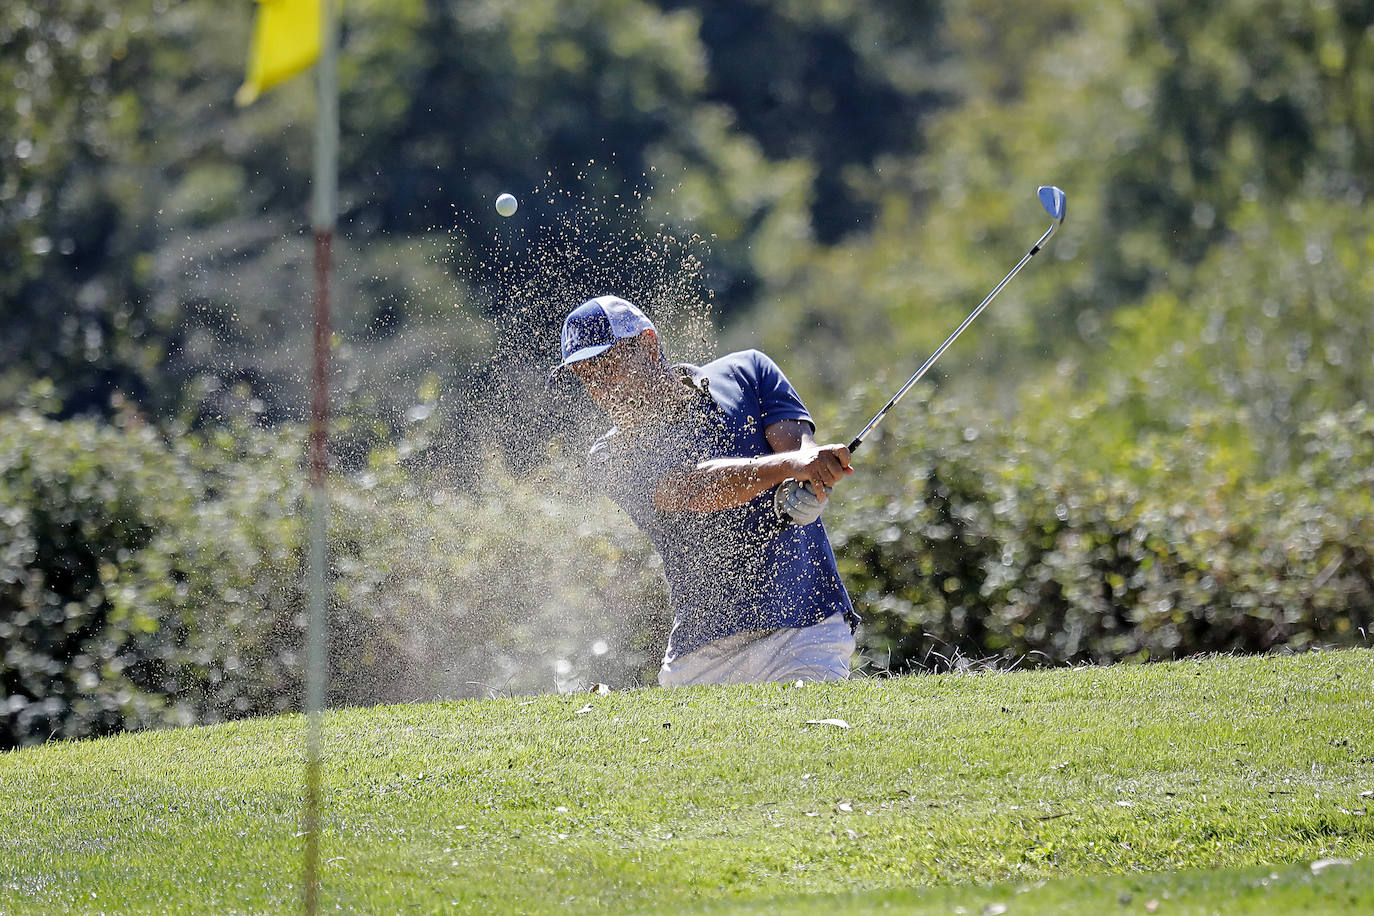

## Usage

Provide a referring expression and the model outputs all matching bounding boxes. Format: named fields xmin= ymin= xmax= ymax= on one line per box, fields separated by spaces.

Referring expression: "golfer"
xmin=550 ymin=295 xmax=860 ymax=687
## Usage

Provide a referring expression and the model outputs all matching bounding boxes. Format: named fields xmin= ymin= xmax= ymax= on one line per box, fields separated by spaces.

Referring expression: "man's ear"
xmin=637 ymin=328 xmax=664 ymax=362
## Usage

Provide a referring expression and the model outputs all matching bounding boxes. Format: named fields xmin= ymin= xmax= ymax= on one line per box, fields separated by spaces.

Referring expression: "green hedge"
xmin=0 ymin=413 xmax=303 ymax=748
xmin=0 ymin=413 xmax=663 ymax=750
xmin=5 ymin=402 xmax=1370 ymax=748
xmin=830 ymin=400 xmax=1374 ymax=671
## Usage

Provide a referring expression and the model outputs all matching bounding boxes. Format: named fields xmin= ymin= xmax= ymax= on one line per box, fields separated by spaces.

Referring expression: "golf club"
xmin=775 ymin=185 xmax=1067 ymax=524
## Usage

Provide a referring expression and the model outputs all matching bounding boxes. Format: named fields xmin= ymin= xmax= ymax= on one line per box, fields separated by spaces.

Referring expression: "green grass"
xmin=681 ymin=860 xmax=1374 ymax=914
xmin=2 ymin=650 xmax=1372 ymax=914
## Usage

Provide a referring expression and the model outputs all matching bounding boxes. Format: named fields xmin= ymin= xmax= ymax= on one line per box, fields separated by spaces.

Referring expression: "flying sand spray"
xmin=375 ymin=164 xmax=722 ymax=698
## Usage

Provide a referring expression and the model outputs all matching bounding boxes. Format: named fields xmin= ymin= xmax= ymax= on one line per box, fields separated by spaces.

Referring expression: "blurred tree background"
xmin=2 ymin=0 xmax=1370 ymax=747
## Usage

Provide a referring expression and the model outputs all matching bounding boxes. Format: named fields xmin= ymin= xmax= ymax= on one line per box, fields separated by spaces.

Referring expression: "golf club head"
xmin=1038 ymin=185 xmax=1067 ymax=223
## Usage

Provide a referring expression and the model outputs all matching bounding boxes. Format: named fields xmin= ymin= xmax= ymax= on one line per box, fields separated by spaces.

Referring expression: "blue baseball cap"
xmin=555 ymin=295 xmax=656 ymax=369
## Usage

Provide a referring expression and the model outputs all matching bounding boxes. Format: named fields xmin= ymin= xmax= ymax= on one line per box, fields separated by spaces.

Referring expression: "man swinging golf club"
xmin=546 ymin=190 xmax=1067 ymax=686
xmin=550 ymin=295 xmax=861 ymax=687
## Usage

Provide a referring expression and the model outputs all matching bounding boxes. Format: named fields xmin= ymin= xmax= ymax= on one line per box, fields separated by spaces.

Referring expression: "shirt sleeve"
xmin=746 ymin=349 xmax=814 ymax=431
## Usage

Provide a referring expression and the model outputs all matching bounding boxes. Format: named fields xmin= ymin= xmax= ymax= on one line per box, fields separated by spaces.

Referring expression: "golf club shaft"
xmin=846 ymin=220 xmax=1060 ymax=454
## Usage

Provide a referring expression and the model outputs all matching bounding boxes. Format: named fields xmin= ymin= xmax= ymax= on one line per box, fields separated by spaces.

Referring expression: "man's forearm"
xmin=654 ymin=454 xmax=798 ymax=513
xmin=655 ymin=435 xmax=852 ymax=514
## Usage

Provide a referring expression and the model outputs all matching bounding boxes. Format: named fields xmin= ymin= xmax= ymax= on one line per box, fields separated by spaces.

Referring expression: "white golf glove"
xmin=773 ymin=478 xmax=831 ymax=526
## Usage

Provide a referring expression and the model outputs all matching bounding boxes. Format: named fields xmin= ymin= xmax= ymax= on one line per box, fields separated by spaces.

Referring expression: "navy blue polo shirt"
xmin=587 ymin=349 xmax=857 ymax=658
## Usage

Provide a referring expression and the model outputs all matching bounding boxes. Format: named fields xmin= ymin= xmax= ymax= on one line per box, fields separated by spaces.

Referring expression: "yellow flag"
xmin=236 ymin=0 xmax=321 ymax=106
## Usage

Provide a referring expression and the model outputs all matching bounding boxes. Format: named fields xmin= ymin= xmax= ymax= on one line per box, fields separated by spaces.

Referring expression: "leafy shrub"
xmin=0 ymin=413 xmax=304 ymax=749
xmin=830 ymin=399 xmax=1373 ymax=671
xmin=1 ymin=412 xmax=663 ymax=749
xmin=5 ymin=396 xmax=1369 ymax=748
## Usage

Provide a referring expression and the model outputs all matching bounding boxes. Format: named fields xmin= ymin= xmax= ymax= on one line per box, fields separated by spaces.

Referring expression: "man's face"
xmin=569 ymin=332 xmax=657 ymax=416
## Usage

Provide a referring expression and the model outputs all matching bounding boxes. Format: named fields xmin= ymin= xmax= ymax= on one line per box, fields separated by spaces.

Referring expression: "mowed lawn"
xmin=2 ymin=650 xmax=1371 ymax=914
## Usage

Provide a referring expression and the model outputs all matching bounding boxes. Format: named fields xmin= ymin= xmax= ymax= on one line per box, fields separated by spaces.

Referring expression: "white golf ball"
xmin=495 ymin=193 xmax=518 ymax=217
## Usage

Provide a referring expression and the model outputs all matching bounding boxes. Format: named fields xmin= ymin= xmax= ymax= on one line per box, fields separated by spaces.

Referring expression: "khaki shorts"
xmin=658 ymin=613 xmax=856 ymax=687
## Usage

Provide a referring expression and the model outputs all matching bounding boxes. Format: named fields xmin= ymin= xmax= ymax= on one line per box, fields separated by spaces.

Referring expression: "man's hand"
xmin=771 ymin=442 xmax=852 ymax=525
xmin=774 ymin=478 xmax=831 ymax=525
xmin=777 ymin=443 xmax=852 ymax=501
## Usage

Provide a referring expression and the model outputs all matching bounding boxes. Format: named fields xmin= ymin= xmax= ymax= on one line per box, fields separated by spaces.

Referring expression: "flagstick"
xmin=303 ymin=2 xmax=338 ymax=914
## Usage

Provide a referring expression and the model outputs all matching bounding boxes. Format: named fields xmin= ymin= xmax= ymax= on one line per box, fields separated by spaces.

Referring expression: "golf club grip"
xmin=847 ymin=437 xmax=862 ymax=454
